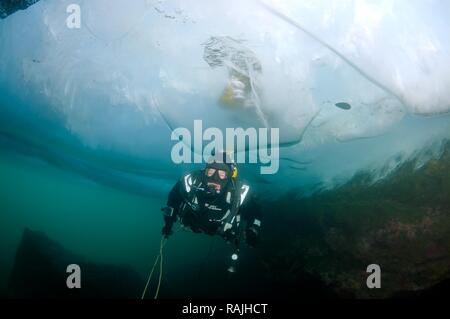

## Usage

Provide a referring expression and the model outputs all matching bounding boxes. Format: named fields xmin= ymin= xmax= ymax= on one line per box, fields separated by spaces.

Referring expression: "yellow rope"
xmin=141 ymin=236 xmax=166 ymax=299
xmin=154 ymin=235 xmax=164 ymax=299
xmin=141 ymin=225 xmax=182 ymax=299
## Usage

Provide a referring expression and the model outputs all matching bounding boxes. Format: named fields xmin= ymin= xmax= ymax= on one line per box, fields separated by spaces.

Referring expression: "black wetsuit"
xmin=164 ymin=170 xmax=262 ymax=247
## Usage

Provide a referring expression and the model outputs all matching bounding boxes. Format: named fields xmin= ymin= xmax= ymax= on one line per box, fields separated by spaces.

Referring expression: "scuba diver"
xmin=161 ymin=151 xmax=262 ymax=272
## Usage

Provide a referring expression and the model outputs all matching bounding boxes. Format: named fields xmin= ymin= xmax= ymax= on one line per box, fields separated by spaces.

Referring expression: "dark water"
xmin=1 ymin=0 xmax=450 ymax=301
xmin=0 ymin=146 xmax=197 ymax=298
xmin=0 ymin=144 xmax=339 ymax=299
xmin=2 ymin=140 xmax=450 ymax=299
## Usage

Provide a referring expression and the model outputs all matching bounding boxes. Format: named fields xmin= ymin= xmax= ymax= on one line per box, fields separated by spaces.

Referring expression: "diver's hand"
xmin=162 ymin=224 xmax=173 ymax=238
xmin=161 ymin=206 xmax=176 ymax=238
xmin=162 ymin=206 xmax=174 ymax=217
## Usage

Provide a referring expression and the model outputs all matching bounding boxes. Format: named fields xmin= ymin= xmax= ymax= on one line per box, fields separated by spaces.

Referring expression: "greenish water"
xmin=2 ymin=141 xmax=450 ymax=299
xmin=0 ymin=147 xmax=227 ymax=297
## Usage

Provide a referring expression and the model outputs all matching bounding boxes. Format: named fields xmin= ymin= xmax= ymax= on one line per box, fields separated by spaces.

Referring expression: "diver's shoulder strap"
xmin=221 ymin=183 xmax=250 ymax=233
xmin=229 ymin=182 xmax=250 ymax=211
xmin=177 ymin=172 xmax=203 ymax=217
xmin=182 ymin=173 xmax=194 ymax=193
xmin=180 ymin=170 xmax=203 ymax=194
xmin=239 ymin=184 xmax=250 ymax=205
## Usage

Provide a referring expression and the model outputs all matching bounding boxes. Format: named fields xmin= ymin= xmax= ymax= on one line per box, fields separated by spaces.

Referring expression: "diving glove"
xmin=161 ymin=206 xmax=175 ymax=238
xmin=162 ymin=223 xmax=173 ymax=238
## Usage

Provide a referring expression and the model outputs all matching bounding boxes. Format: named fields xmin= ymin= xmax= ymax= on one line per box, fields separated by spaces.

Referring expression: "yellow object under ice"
xmin=220 ymin=85 xmax=243 ymax=108
xmin=219 ymin=73 xmax=252 ymax=109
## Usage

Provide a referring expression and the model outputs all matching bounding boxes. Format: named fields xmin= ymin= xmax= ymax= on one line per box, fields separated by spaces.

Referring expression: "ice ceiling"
xmin=0 ymin=0 xmax=449 ymax=196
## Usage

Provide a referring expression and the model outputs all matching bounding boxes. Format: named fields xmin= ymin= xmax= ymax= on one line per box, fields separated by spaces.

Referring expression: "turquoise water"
xmin=1 ymin=0 xmax=450 ymax=299
xmin=0 ymin=146 xmax=231 ymax=297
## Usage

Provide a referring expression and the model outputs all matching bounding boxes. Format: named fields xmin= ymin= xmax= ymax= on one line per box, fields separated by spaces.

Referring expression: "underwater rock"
xmin=262 ymin=141 xmax=450 ymax=298
xmin=7 ymin=228 xmax=144 ymax=298
xmin=0 ymin=0 xmax=40 ymax=19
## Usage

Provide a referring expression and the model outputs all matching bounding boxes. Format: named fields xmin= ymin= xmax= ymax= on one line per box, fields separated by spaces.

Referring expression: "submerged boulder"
xmin=262 ymin=141 xmax=450 ymax=298
xmin=7 ymin=228 xmax=144 ymax=298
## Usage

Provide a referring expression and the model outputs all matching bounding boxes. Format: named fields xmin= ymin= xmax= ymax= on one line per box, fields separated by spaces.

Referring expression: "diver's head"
xmin=203 ymin=152 xmax=237 ymax=196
